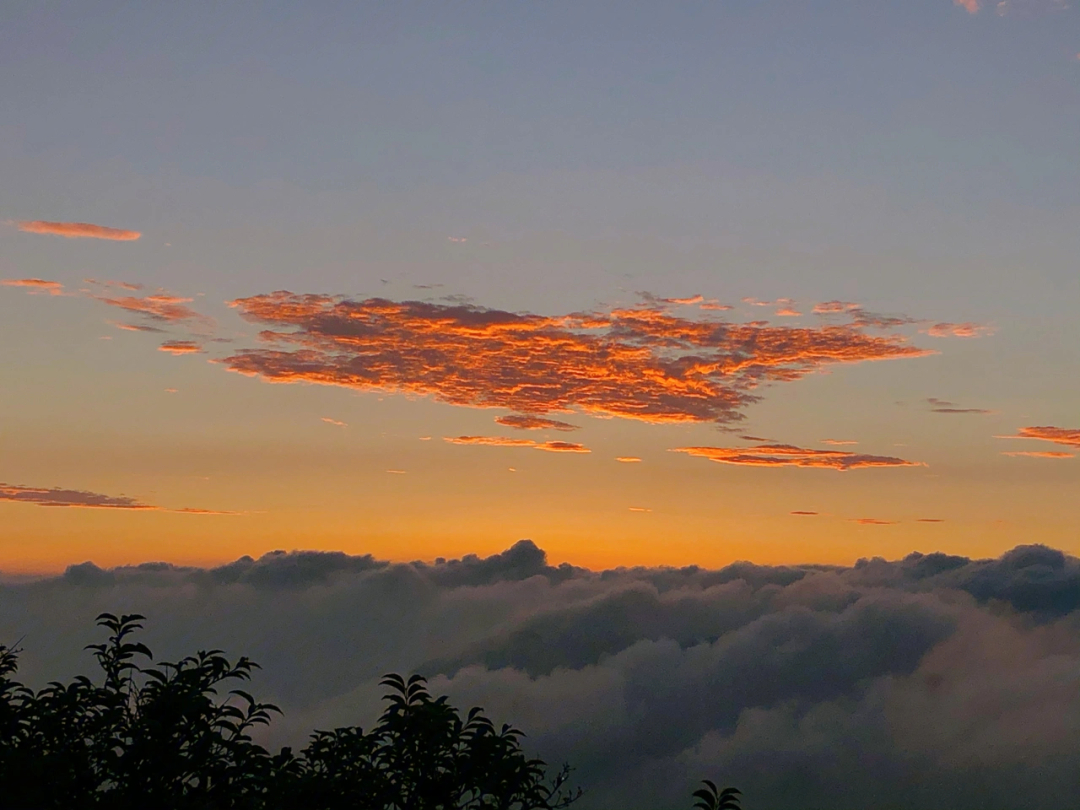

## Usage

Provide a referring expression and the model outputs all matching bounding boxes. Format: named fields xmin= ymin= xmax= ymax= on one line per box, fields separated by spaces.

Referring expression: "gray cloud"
xmin=2 ymin=541 xmax=1079 ymax=809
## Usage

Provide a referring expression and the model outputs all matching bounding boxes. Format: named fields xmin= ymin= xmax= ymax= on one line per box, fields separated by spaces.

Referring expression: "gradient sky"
xmin=1 ymin=0 xmax=1078 ymax=573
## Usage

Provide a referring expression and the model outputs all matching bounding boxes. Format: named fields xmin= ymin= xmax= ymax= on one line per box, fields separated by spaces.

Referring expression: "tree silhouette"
xmin=0 ymin=614 xmax=585 ymax=810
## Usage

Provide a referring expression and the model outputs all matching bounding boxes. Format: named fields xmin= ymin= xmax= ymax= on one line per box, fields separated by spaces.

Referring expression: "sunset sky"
xmin=1 ymin=0 xmax=1078 ymax=573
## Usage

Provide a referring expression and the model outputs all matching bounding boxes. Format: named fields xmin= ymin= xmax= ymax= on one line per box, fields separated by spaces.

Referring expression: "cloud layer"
xmin=3 ymin=541 xmax=1079 ymax=810
xmin=222 ymin=294 xmax=938 ymax=426
xmin=671 ymin=443 xmax=923 ymax=471
xmin=16 ymin=220 xmax=141 ymax=241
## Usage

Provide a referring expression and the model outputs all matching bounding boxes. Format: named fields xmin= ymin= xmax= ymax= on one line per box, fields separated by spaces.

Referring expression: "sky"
xmin=1 ymin=0 xmax=1079 ymax=574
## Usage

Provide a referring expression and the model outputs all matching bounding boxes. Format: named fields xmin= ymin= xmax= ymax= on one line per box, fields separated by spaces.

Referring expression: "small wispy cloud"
xmin=926 ymin=397 xmax=993 ymax=415
xmin=821 ymin=439 xmax=858 ymax=446
xmin=997 ymin=426 xmax=1080 ymax=449
xmin=790 ymin=510 xmax=819 ymax=516
xmin=923 ymin=322 xmax=993 ymax=338
xmin=852 ymin=518 xmax=898 ymax=525
xmin=1001 ymin=450 xmax=1075 ymax=459
xmin=534 ymin=441 xmax=590 ymax=453
xmin=443 ymin=436 xmax=590 ymax=453
xmin=628 ymin=507 xmax=652 ymax=513
xmin=672 ymin=443 xmax=923 ymax=471
xmin=495 ymin=415 xmax=579 ymax=431
xmin=616 ymin=457 xmax=642 ymax=463
xmin=321 ymin=417 xmax=348 ymax=427
xmin=16 ymin=220 xmax=141 ymax=241
xmin=917 ymin=518 xmax=946 ymax=523
xmin=954 ymin=0 xmax=982 ymax=13
xmin=1 ymin=278 xmax=64 ymax=295
xmin=158 ymin=340 xmax=204 ymax=355
xmin=0 ymin=482 xmax=237 ymax=514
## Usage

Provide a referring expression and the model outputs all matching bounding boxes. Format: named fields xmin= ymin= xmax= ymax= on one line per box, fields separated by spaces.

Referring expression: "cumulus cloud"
xmin=495 ymin=415 xmax=580 ymax=431
xmin=926 ymin=397 xmax=993 ymax=414
xmin=3 ymin=540 xmax=1080 ymax=810
xmin=221 ymin=294 xmax=937 ymax=426
xmin=1 ymin=278 xmax=64 ymax=295
xmin=671 ymin=443 xmax=923 ymax=471
xmin=158 ymin=340 xmax=204 ymax=355
xmin=998 ymin=426 xmax=1080 ymax=449
xmin=15 ymin=220 xmax=141 ymax=241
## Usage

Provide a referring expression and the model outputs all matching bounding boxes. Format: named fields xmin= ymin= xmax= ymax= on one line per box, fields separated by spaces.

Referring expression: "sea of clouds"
xmin=2 ymin=540 xmax=1078 ymax=809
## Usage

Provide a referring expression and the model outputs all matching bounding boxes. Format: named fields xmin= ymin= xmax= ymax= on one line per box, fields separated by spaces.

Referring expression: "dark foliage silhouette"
xmin=0 ymin=614 xmax=588 ymax=810
xmin=0 ymin=614 xmax=741 ymax=809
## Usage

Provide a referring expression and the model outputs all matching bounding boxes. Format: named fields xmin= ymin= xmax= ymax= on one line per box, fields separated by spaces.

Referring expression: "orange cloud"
xmin=821 ymin=439 xmax=858 ymax=446
xmin=1 ymin=278 xmax=64 ymax=295
xmin=444 ymin=436 xmax=538 ymax=448
xmin=158 ymin=340 xmax=204 ymax=355
xmin=628 ymin=507 xmax=652 ymax=512
xmin=321 ymin=417 xmax=347 ymax=427
xmin=92 ymin=289 xmax=209 ymax=325
xmin=616 ymin=457 xmax=642 ymax=463
xmin=109 ymin=320 xmax=164 ymax=333
xmin=1001 ymin=451 xmax=1075 ymax=459
xmin=813 ymin=301 xmax=861 ymax=314
xmin=852 ymin=518 xmax=898 ymax=525
xmin=775 ymin=306 xmax=802 ymax=317
xmin=661 ymin=295 xmax=703 ymax=305
xmin=495 ymin=415 xmax=579 ymax=431
xmin=16 ymin=220 xmax=141 ymax=241
xmin=954 ymin=0 xmax=981 ymax=12
xmin=534 ymin=441 xmax=590 ymax=453
xmin=172 ymin=508 xmax=245 ymax=516
xmin=1000 ymin=426 xmax=1080 ymax=449
xmin=671 ymin=443 xmax=923 ymax=471
xmin=790 ymin=510 xmax=819 ymax=516
xmin=222 ymin=294 xmax=935 ymax=426
xmin=917 ymin=518 xmax=946 ymax=523
xmin=923 ymin=322 xmax=993 ymax=338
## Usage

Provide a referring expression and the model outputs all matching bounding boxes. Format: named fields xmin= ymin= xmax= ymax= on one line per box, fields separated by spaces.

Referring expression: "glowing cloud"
xmin=923 ymin=322 xmax=993 ymax=338
xmin=494 ymin=415 xmax=579 ymax=431
xmin=997 ymin=426 xmax=1080 ymax=449
xmin=444 ymin=436 xmax=538 ymax=448
xmin=616 ymin=457 xmax=642 ymax=463
xmin=671 ymin=443 xmax=923 ymax=471
xmin=628 ymin=507 xmax=652 ymax=512
xmin=158 ymin=340 xmax=204 ymax=355
xmin=534 ymin=441 xmax=590 ymax=453
xmin=321 ymin=417 xmax=347 ymax=427
xmin=821 ymin=439 xmax=858 ymax=446
xmin=1001 ymin=451 xmax=1075 ymax=459
xmin=954 ymin=0 xmax=981 ymax=12
xmin=1 ymin=278 xmax=64 ymax=295
xmin=222 ymin=294 xmax=935 ymax=425
xmin=16 ymin=220 xmax=141 ymax=241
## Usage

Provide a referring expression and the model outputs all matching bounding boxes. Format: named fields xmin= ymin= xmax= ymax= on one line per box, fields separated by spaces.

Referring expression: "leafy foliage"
xmin=0 ymin=614 xmax=740 ymax=809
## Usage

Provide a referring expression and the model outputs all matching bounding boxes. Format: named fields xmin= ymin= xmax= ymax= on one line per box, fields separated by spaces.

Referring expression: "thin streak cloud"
xmin=158 ymin=340 xmax=204 ymax=355
xmin=671 ymin=443 xmax=923 ymax=471
xmin=15 ymin=220 xmax=141 ymax=241
xmin=495 ymin=415 xmax=580 ymax=431
xmin=1 ymin=278 xmax=64 ymax=295
xmin=997 ymin=426 xmax=1080 ymax=449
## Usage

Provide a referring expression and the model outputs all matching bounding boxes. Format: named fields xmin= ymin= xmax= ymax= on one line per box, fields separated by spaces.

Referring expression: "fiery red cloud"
xmin=16 ymin=220 xmax=141 ymax=241
xmin=671 ymin=443 xmax=923 ymax=471
xmin=534 ymin=441 xmax=590 ymax=453
xmin=999 ymin=426 xmax=1080 ymax=449
xmin=1 ymin=278 xmax=64 ymax=295
xmin=158 ymin=340 xmax=204 ymax=355
xmin=1001 ymin=451 xmax=1075 ymax=459
xmin=221 ymin=294 xmax=937 ymax=425
xmin=494 ymin=415 xmax=579 ymax=431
